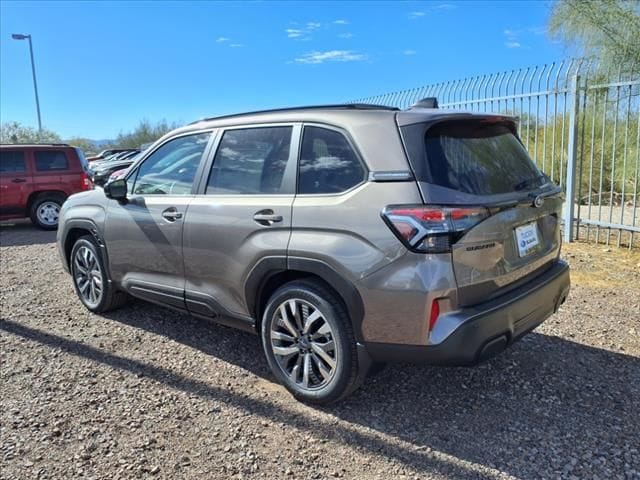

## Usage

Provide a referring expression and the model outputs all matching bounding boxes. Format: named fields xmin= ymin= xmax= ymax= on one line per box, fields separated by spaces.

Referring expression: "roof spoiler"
xmin=408 ymin=97 xmax=439 ymax=109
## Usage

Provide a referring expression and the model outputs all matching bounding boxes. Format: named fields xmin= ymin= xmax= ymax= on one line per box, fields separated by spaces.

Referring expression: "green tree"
xmin=65 ymin=137 xmax=98 ymax=155
xmin=112 ymin=119 xmax=179 ymax=149
xmin=0 ymin=121 xmax=61 ymax=144
xmin=549 ymin=0 xmax=640 ymax=71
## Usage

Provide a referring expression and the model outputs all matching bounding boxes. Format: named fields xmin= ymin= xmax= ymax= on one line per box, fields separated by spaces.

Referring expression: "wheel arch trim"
xmin=61 ymin=218 xmax=111 ymax=281
xmin=245 ymin=256 xmax=366 ymax=342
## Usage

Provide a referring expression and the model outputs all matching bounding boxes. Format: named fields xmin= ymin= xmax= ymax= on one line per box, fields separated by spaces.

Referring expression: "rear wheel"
xmin=70 ymin=235 xmax=128 ymax=313
xmin=30 ymin=194 xmax=64 ymax=230
xmin=261 ymin=280 xmax=363 ymax=404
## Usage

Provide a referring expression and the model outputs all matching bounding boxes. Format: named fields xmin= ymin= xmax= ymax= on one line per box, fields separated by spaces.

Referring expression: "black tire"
xmin=29 ymin=194 xmax=65 ymax=230
xmin=70 ymin=235 xmax=128 ymax=313
xmin=261 ymin=279 xmax=363 ymax=405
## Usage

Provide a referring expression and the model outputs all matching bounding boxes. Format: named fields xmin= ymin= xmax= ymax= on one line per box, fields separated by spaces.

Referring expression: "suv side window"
xmin=132 ymin=132 xmax=211 ymax=195
xmin=298 ymin=126 xmax=365 ymax=194
xmin=206 ymin=126 xmax=293 ymax=195
xmin=34 ymin=150 xmax=69 ymax=171
xmin=0 ymin=151 xmax=26 ymax=173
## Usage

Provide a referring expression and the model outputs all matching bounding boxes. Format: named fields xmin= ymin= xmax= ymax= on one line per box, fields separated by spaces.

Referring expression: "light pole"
xmin=12 ymin=33 xmax=42 ymax=132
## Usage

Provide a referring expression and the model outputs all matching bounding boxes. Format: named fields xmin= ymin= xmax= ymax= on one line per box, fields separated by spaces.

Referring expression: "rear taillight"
xmin=381 ymin=205 xmax=490 ymax=253
xmin=80 ymin=172 xmax=93 ymax=190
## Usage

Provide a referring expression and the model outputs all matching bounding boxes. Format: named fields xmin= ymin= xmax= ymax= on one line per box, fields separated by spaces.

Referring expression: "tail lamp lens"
xmin=382 ymin=205 xmax=489 ymax=253
xmin=81 ymin=172 xmax=93 ymax=190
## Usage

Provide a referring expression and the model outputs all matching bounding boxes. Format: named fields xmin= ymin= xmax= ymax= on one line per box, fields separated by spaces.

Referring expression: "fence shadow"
xmin=2 ymin=302 xmax=638 ymax=478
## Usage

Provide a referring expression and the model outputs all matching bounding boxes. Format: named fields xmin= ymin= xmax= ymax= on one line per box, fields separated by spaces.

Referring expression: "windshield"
xmin=421 ymin=120 xmax=546 ymax=196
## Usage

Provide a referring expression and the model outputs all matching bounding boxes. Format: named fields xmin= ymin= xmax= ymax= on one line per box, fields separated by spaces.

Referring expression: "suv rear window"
xmin=34 ymin=150 xmax=69 ymax=171
xmin=0 ymin=151 xmax=26 ymax=173
xmin=75 ymin=148 xmax=89 ymax=171
xmin=403 ymin=120 xmax=545 ymax=196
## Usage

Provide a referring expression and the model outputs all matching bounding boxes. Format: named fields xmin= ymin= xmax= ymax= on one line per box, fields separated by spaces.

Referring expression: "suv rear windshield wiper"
xmin=513 ymin=174 xmax=549 ymax=192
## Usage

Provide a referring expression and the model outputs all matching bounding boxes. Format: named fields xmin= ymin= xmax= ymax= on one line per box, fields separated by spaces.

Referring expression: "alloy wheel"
xmin=73 ymin=246 xmax=103 ymax=306
xmin=269 ymin=298 xmax=338 ymax=390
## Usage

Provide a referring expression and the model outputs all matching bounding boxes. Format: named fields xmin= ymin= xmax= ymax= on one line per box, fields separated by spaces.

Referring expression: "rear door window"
xmin=206 ymin=126 xmax=293 ymax=195
xmin=403 ymin=120 xmax=545 ymax=196
xmin=34 ymin=150 xmax=69 ymax=171
xmin=0 ymin=151 xmax=26 ymax=173
xmin=298 ymin=126 xmax=365 ymax=194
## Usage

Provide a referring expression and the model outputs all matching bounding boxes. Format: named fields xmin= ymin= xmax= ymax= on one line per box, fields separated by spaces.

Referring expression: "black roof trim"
xmin=189 ymin=103 xmax=400 ymax=125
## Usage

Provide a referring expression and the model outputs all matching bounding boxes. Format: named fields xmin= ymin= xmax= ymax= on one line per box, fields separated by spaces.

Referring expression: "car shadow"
xmin=3 ymin=304 xmax=638 ymax=478
xmin=0 ymin=221 xmax=57 ymax=247
xmin=101 ymin=299 xmax=271 ymax=380
xmin=92 ymin=300 xmax=640 ymax=477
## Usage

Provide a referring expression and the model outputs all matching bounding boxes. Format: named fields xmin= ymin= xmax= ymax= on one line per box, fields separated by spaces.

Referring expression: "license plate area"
xmin=515 ymin=221 xmax=540 ymax=257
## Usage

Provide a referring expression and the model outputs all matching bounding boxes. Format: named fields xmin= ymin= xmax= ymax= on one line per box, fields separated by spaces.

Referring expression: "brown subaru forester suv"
xmin=57 ymin=101 xmax=570 ymax=404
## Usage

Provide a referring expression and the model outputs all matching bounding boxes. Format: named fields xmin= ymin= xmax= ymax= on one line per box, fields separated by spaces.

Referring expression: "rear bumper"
xmin=365 ymin=259 xmax=570 ymax=365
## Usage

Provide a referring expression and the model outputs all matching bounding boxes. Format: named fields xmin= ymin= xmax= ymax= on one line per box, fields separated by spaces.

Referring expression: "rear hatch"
xmin=398 ymin=115 xmax=563 ymax=306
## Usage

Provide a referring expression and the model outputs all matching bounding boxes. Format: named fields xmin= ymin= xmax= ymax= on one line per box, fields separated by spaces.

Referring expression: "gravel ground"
xmin=1 ymin=220 xmax=639 ymax=480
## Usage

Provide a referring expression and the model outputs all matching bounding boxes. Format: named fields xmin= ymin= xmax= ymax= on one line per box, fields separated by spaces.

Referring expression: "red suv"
xmin=0 ymin=144 xmax=92 ymax=229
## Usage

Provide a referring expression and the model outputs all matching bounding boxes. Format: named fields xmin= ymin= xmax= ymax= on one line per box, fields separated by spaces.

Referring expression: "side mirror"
xmin=104 ymin=178 xmax=128 ymax=201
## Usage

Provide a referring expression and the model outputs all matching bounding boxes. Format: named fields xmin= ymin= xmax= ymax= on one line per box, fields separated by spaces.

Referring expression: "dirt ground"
xmin=1 ymin=220 xmax=639 ymax=480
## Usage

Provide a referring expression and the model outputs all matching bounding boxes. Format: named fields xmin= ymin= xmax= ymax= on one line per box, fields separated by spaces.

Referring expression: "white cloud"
xmin=432 ymin=3 xmax=457 ymax=10
xmin=338 ymin=32 xmax=354 ymax=39
xmin=504 ymin=28 xmax=523 ymax=48
xmin=503 ymin=25 xmax=542 ymax=48
xmin=301 ymin=156 xmax=350 ymax=172
xmin=294 ymin=50 xmax=368 ymax=64
xmin=333 ymin=19 xmax=349 ymax=25
xmin=286 ymin=28 xmax=304 ymax=38
xmin=403 ymin=49 xmax=417 ymax=55
xmin=408 ymin=11 xmax=426 ymax=19
xmin=528 ymin=25 xmax=546 ymax=35
xmin=285 ymin=22 xmax=321 ymax=41
xmin=409 ymin=4 xmax=456 ymax=19
xmin=216 ymin=37 xmax=245 ymax=48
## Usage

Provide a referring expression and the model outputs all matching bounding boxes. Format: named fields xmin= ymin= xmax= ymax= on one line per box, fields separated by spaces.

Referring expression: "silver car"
xmin=57 ymin=101 xmax=570 ymax=404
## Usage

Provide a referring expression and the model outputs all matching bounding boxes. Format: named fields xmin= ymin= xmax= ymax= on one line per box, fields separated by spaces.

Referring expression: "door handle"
xmin=11 ymin=178 xmax=27 ymax=183
xmin=162 ymin=207 xmax=183 ymax=221
xmin=253 ymin=209 xmax=283 ymax=226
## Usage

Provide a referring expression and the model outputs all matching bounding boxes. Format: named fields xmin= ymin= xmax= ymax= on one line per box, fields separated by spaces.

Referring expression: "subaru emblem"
xmin=533 ymin=195 xmax=544 ymax=208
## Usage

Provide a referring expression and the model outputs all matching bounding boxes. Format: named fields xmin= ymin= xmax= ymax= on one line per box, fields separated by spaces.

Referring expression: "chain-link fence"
xmin=353 ymin=59 xmax=640 ymax=248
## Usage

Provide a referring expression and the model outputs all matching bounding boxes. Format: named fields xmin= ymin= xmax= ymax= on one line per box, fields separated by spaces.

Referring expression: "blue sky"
xmin=0 ymin=0 xmax=564 ymax=139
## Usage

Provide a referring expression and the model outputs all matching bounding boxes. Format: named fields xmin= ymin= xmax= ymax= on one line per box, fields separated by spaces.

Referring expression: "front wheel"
xmin=261 ymin=280 xmax=362 ymax=405
xmin=70 ymin=235 xmax=128 ymax=313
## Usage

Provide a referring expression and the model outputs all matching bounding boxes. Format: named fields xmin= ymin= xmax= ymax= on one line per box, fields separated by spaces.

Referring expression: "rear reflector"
xmin=428 ymin=299 xmax=440 ymax=332
xmin=382 ymin=205 xmax=489 ymax=253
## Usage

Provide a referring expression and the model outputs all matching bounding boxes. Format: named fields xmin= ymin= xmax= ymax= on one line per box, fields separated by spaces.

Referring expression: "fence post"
xmin=563 ymin=73 xmax=581 ymax=243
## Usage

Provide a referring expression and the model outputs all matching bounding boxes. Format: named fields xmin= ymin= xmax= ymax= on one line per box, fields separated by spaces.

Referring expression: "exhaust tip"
xmin=477 ymin=334 xmax=509 ymax=363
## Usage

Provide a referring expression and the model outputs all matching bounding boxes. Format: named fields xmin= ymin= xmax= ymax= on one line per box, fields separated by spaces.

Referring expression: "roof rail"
xmin=189 ymin=103 xmax=400 ymax=125
xmin=0 ymin=143 xmax=70 ymax=147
